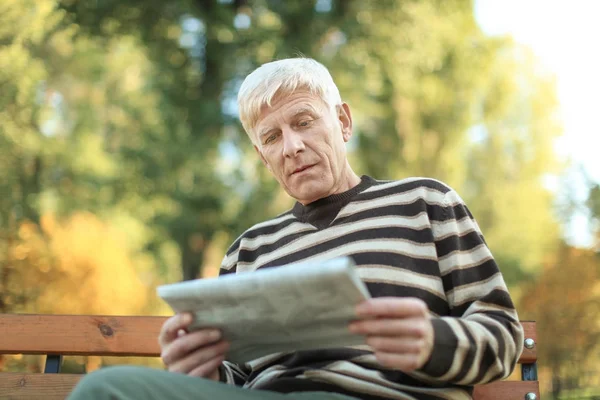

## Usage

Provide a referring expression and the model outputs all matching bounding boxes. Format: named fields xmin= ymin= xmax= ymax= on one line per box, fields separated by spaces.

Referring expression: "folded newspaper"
xmin=157 ymin=257 xmax=371 ymax=364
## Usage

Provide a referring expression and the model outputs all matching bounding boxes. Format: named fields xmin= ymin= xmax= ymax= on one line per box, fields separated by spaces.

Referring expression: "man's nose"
xmin=282 ymin=129 xmax=305 ymax=158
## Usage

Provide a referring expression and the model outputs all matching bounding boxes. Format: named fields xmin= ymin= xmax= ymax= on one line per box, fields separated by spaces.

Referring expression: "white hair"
xmin=237 ymin=57 xmax=342 ymax=143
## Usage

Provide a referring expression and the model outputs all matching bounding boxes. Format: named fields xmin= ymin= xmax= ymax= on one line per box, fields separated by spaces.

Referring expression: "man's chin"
xmin=288 ymin=183 xmax=329 ymax=205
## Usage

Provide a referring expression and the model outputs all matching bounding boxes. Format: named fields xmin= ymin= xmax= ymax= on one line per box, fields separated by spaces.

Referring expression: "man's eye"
xmin=264 ymin=133 xmax=277 ymax=144
xmin=298 ymin=120 xmax=312 ymax=128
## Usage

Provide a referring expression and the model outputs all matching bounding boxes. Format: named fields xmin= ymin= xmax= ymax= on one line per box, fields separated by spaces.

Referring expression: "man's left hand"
xmin=349 ymin=297 xmax=434 ymax=372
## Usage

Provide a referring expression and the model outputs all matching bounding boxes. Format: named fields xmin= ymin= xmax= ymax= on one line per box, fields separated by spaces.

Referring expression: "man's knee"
xmin=68 ymin=366 xmax=149 ymax=399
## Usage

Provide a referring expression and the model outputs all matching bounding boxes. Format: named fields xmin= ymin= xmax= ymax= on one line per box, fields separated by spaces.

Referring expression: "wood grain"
xmin=0 ymin=315 xmax=166 ymax=356
xmin=0 ymin=373 xmax=81 ymax=399
xmin=521 ymin=321 xmax=538 ymax=363
xmin=0 ymin=315 xmax=537 ymax=363
xmin=473 ymin=380 xmax=540 ymax=400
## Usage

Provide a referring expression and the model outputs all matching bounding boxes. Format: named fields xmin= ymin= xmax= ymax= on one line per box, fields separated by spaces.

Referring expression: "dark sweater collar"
xmin=291 ymin=175 xmax=375 ymax=228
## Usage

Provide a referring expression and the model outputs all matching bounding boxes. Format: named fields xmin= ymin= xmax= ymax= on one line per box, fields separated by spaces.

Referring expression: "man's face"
xmin=253 ymin=91 xmax=353 ymax=204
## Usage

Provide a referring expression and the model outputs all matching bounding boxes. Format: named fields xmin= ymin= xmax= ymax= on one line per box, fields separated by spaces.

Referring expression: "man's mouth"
xmin=292 ymin=165 xmax=315 ymax=175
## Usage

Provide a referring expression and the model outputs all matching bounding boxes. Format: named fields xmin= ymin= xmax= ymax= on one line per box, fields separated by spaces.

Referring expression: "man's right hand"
xmin=159 ymin=312 xmax=230 ymax=381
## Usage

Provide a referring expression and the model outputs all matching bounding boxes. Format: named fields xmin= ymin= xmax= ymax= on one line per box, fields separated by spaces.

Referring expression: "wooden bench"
xmin=0 ymin=314 xmax=540 ymax=399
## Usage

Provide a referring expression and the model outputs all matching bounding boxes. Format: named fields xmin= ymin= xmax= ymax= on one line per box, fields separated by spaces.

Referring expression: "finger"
xmin=349 ymin=318 xmax=428 ymax=338
xmin=168 ymin=340 xmax=228 ymax=374
xmin=356 ymin=298 xmax=427 ymax=318
xmin=374 ymin=351 xmax=423 ymax=372
xmin=168 ymin=340 xmax=229 ymax=375
xmin=162 ymin=329 xmax=222 ymax=366
xmin=187 ymin=353 xmax=225 ymax=379
xmin=158 ymin=313 xmax=193 ymax=347
xmin=365 ymin=336 xmax=423 ymax=354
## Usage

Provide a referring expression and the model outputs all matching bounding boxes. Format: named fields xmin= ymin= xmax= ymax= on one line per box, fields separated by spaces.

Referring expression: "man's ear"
xmin=338 ymin=103 xmax=353 ymax=142
xmin=254 ymin=145 xmax=271 ymax=171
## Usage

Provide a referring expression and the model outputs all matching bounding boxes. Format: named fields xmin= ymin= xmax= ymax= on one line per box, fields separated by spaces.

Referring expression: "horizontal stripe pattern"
xmin=357 ymin=265 xmax=445 ymax=299
xmin=219 ymin=177 xmax=523 ymax=399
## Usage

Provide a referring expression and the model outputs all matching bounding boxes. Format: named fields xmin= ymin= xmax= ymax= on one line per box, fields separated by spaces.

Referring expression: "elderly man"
xmin=69 ymin=58 xmax=524 ymax=400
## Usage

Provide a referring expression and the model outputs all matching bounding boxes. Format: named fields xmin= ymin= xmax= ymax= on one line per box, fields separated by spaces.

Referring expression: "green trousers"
xmin=67 ymin=366 xmax=359 ymax=400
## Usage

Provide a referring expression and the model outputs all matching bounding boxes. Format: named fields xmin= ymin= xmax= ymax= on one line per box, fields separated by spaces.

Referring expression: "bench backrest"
xmin=0 ymin=314 xmax=539 ymax=399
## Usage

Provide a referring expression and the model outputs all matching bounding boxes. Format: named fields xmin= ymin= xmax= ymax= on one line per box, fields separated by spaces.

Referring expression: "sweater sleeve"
xmin=416 ymin=189 xmax=524 ymax=385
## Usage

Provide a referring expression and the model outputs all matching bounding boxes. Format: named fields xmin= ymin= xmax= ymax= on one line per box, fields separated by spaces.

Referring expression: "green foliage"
xmin=462 ymin=44 xmax=563 ymax=272
xmin=587 ymin=183 xmax=600 ymax=250
xmin=0 ymin=0 xmax=573 ymax=286
xmin=0 ymin=0 xmax=571 ymax=296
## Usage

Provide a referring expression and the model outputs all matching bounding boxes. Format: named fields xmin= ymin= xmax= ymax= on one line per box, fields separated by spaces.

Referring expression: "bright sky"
xmin=475 ymin=0 xmax=600 ymax=247
xmin=475 ymin=0 xmax=600 ymax=181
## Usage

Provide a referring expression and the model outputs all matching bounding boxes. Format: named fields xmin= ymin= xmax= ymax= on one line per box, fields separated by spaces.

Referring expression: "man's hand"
xmin=159 ymin=312 xmax=229 ymax=381
xmin=349 ymin=297 xmax=434 ymax=372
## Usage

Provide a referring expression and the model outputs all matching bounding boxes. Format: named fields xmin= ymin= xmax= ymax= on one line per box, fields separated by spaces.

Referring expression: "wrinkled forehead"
xmin=257 ymin=91 xmax=327 ymax=125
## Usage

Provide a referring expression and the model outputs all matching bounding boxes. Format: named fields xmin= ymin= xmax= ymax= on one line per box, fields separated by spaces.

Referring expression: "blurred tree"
xmin=57 ymin=0 xmax=235 ymax=281
xmin=0 ymin=0 xmax=178 ymax=322
xmin=0 ymin=0 xmax=74 ymax=312
xmin=520 ymin=243 xmax=600 ymax=397
xmin=332 ymin=0 xmax=485 ymax=181
xmin=0 ymin=0 xmax=65 ymax=228
xmin=6 ymin=214 xmax=149 ymax=315
xmin=55 ymin=0 xmax=359 ymax=280
xmin=325 ymin=0 xmax=562 ymax=283
xmin=587 ymin=182 xmax=600 ymax=250
xmin=462 ymin=45 xmax=563 ymax=283
xmin=1 ymin=0 xmax=566 ymax=291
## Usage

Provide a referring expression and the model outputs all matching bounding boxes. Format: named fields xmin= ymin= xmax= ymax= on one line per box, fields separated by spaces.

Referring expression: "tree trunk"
xmin=180 ymin=234 xmax=206 ymax=281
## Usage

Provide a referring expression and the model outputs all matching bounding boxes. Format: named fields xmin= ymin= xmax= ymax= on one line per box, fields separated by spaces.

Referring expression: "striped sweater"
xmin=218 ymin=176 xmax=524 ymax=400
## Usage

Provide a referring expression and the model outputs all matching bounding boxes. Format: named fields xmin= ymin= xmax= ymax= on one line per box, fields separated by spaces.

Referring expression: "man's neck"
xmin=292 ymin=175 xmax=375 ymax=229
xmin=297 ymin=163 xmax=361 ymax=206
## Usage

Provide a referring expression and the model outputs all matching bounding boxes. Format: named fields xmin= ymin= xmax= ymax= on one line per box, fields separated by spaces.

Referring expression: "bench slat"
xmin=473 ymin=380 xmax=540 ymax=400
xmin=521 ymin=321 xmax=537 ymax=363
xmin=0 ymin=373 xmax=82 ymax=400
xmin=0 ymin=315 xmax=537 ymax=363
xmin=0 ymin=373 xmax=539 ymax=400
xmin=0 ymin=315 xmax=165 ymax=357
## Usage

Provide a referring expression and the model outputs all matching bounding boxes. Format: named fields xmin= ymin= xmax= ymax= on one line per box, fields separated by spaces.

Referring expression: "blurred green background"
xmin=1 ymin=0 xmax=598 ymax=398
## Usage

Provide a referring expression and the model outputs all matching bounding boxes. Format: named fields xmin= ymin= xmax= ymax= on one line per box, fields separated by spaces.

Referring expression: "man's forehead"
xmin=258 ymin=94 xmax=324 ymax=124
